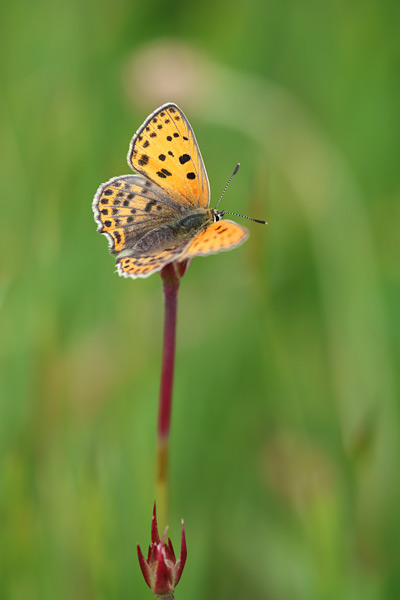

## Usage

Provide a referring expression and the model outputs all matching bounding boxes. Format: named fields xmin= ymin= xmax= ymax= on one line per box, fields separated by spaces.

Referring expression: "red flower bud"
xmin=137 ymin=505 xmax=187 ymax=599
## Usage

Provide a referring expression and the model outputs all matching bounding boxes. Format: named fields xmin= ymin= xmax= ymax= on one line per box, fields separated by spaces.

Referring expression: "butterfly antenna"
xmin=215 ymin=163 xmax=240 ymax=210
xmin=216 ymin=163 xmax=268 ymax=224
xmin=220 ymin=211 xmax=268 ymax=225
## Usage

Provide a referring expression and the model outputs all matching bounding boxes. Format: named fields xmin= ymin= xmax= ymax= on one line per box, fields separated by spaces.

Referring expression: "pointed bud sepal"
xmin=137 ymin=505 xmax=187 ymax=599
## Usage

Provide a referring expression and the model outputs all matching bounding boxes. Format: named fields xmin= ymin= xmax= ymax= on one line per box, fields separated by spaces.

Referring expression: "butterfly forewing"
xmin=127 ymin=103 xmax=210 ymax=209
xmin=93 ymin=174 xmax=184 ymax=253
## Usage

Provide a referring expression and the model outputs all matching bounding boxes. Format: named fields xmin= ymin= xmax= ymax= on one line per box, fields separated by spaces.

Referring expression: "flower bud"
xmin=137 ymin=505 xmax=187 ymax=599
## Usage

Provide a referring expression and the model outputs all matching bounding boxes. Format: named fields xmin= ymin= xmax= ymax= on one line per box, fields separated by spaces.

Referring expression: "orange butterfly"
xmin=93 ymin=103 xmax=266 ymax=278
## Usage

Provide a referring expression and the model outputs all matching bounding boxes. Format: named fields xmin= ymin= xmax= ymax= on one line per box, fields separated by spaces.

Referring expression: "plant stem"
xmin=156 ymin=262 xmax=181 ymax=528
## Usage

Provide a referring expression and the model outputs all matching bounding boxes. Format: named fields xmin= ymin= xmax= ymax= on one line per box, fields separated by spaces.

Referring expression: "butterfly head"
xmin=213 ymin=208 xmax=267 ymax=225
xmin=211 ymin=209 xmax=223 ymax=223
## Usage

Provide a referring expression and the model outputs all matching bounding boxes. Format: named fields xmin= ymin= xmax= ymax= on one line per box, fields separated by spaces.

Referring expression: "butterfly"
xmin=93 ymin=103 xmax=266 ymax=278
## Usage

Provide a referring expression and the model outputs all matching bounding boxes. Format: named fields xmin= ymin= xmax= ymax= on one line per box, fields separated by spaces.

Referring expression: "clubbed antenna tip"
xmin=215 ymin=163 xmax=241 ymax=210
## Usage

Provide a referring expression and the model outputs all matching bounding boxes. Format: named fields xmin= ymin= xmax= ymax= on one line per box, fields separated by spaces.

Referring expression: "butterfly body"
xmin=126 ymin=207 xmax=216 ymax=255
xmin=93 ymin=103 xmax=250 ymax=278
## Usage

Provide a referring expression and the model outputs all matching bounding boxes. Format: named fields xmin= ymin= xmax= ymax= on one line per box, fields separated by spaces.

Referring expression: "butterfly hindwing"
xmin=127 ymin=103 xmax=210 ymax=210
xmin=182 ymin=220 xmax=249 ymax=259
xmin=117 ymin=245 xmax=188 ymax=279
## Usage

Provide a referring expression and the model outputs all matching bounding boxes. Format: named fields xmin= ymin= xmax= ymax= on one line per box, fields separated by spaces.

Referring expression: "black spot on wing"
xmin=145 ymin=200 xmax=157 ymax=212
xmin=138 ymin=154 xmax=149 ymax=166
xmin=179 ymin=154 xmax=191 ymax=164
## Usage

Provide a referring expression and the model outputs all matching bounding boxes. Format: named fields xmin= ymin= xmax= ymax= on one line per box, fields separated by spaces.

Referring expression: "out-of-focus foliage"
xmin=1 ymin=1 xmax=399 ymax=599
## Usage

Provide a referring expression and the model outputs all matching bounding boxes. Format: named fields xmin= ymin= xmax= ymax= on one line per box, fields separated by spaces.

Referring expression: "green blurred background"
xmin=1 ymin=0 xmax=399 ymax=598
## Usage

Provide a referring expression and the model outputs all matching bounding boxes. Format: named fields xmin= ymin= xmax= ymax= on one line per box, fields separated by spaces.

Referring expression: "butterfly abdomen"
xmin=132 ymin=210 xmax=212 ymax=254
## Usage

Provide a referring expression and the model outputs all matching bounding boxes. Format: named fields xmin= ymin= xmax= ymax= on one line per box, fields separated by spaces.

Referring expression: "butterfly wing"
xmin=116 ymin=244 xmax=188 ymax=279
xmin=116 ymin=220 xmax=248 ymax=279
xmin=181 ymin=220 xmax=249 ymax=259
xmin=127 ymin=103 xmax=210 ymax=209
xmin=93 ymin=174 xmax=185 ymax=254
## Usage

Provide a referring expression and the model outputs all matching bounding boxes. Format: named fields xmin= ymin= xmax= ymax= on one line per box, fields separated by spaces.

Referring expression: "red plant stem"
xmin=157 ymin=262 xmax=181 ymax=525
xmin=158 ymin=263 xmax=180 ymax=440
